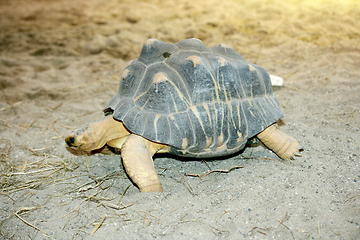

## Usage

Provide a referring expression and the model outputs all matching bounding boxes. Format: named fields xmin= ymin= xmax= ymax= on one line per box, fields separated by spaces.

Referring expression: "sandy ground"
xmin=0 ymin=0 xmax=359 ymax=239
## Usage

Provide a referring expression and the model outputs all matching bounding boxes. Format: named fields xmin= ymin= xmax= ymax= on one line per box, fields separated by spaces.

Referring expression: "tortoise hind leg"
xmin=120 ymin=134 xmax=169 ymax=192
xmin=257 ymin=124 xmax=302 ymax=160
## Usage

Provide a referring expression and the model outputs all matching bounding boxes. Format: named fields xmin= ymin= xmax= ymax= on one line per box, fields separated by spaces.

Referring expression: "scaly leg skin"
xmin=257 ymin=124 xmax=302 ymax=160
xmin=121 ymin=134 xmax=169 ymax=192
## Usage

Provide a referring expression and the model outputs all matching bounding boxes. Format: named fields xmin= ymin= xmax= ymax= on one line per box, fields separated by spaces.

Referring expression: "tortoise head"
xmin=65 ymin=120 xmax=107 ymax=152
xmin=65 ymin=116 xmax=131 ymax=153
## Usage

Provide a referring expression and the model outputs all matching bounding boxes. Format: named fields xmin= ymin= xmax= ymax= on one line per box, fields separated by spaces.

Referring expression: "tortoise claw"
xmin=294 ymin=151 xmax=302 ymax=157
xmin=289 ymin=148 xmax=304 ymax=160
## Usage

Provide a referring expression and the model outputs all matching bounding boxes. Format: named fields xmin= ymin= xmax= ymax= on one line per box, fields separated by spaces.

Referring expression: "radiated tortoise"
xmin=65 ymin=38 xmax=302 ymax=192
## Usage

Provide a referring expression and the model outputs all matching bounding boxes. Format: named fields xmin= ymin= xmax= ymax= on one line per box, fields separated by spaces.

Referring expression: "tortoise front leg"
xmin=257 ymin=124 xmax=302 ymax=160
xmin=121 ymin=134 xmax=169 ymax=192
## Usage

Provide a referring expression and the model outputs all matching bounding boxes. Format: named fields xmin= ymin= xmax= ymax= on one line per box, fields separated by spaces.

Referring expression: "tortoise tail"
xmin=257 ymin=124 xmax=302 ymax=160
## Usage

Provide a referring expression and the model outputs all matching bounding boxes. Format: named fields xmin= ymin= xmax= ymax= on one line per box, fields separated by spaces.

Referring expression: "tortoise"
xmin=65 ymin=38 xmax=302 ymax=192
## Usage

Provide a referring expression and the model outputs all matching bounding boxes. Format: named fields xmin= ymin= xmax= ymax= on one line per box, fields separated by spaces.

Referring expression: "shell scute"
xmin=138 ymin=39 xmax=179 ymax=65
xmin=167 ymin=113 xmax=195 ymax=149
xmin=167 ymin=51 xmax=217 ymax=104
xmin=174 ymin=38 xmax=210 ymax=52
xmin=134 ymin=63 xmax=189 ymax=114
xmin=210 ymin=44 xmax=247 ymax=62
xmin=142 ymin=113 xmax=170 ymax=144
xmin=118 ymin=61 xmax=146 ymax=98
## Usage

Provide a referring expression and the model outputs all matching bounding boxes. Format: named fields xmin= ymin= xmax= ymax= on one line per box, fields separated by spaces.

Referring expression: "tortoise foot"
xmin=140 ymin=184 xmax=163 ymax=192
xmin=257 ymin=124 xmax=303 ymax=160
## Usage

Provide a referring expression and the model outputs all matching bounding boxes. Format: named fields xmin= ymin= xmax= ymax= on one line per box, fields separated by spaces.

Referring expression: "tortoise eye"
xmin=162 ymin=52 xmax=171 ymax=58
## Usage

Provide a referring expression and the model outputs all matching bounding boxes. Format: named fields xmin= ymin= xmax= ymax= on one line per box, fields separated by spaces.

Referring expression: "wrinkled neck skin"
xmin=65 ymin=116 xmax=131 ymax=153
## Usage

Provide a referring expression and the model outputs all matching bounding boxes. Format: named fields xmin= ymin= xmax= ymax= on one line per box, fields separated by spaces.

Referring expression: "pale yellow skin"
xmin=65 ymin=116 xmax=301 ymax=192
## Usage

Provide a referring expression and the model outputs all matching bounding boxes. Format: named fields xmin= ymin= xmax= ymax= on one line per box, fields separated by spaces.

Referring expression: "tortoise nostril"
xmin=66 ymin=136 xmax=76 ymax=147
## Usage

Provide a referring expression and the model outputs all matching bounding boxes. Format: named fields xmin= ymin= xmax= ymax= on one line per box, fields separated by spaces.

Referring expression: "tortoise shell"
xmin=104 ymin=38 xmax=284 ymax=158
